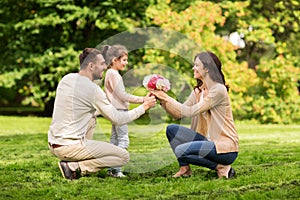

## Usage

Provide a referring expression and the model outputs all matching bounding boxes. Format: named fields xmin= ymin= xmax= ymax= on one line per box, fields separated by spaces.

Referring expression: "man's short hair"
xmin=79 ymin=48 xmax=102 ymax=69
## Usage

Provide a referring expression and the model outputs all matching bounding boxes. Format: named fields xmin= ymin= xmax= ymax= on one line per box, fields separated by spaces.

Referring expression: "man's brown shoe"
xmin=58 ymin=161 xmax=77 ymax=180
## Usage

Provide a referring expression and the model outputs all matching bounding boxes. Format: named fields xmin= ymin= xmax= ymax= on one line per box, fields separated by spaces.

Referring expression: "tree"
xmin=0 ymin=0 xmax=299 ymax=123
xmin=145 ymin=0 xmax=300 ymax=123
xmin=0 ymin=0 xmax=152 ymax=115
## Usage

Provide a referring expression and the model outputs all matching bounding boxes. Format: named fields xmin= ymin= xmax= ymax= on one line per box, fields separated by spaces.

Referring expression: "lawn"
xmin=0 ymin=116 xmax=299 ymax=199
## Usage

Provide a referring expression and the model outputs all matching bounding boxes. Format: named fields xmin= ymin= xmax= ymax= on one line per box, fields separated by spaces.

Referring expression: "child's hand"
xmin=142 ymin=94 xmax=156 ymax=110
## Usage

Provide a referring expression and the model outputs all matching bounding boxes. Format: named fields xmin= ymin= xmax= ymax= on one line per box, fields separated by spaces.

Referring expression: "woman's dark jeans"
xmin=166 ymin=124 xmax=238 ymax=170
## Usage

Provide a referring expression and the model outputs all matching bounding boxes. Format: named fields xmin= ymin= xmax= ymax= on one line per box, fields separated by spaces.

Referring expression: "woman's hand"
xmin=151 ymin=90 xmax=169 ymax=101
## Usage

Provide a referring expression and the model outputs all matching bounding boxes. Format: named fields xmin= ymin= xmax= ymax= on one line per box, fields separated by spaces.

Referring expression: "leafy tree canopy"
xmin=0 ymin=0 xmax=299 ymax=123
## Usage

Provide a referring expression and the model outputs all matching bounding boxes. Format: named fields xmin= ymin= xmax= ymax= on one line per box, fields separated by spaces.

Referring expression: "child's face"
xmin=114 ymin=55 xmax=128 ymax=71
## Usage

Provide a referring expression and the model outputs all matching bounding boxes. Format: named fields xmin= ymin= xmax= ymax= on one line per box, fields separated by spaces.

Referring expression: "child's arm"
xmin=107 ymin=71 xmax=144 ymax=104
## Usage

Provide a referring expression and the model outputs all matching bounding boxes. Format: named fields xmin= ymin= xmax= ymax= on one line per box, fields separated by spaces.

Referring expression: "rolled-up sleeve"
xmin=92 ymin=87 xmax=145 ymax=125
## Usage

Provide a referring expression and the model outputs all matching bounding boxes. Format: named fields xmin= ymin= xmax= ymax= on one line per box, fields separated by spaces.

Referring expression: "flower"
xmin=143 ymin=74 xmax=171 ymax=92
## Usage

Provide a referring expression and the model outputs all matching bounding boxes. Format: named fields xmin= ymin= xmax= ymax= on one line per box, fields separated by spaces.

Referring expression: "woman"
xmin=152 ymin=52 xmax=239 ymax=178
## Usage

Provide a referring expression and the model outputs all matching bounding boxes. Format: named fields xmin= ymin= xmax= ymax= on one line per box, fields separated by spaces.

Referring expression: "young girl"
xmin=103 ymin=44 xmax=145 ymax=177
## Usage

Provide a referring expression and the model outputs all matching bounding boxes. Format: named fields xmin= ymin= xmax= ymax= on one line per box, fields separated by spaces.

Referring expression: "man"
xmin=48 ymin=48 xmax=156 ymax=180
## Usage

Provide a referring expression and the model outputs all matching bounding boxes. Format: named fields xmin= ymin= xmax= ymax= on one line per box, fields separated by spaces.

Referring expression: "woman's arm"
xmin=157 ymin=90 xmax=198 ymax=119
xmin=153 ymin=85 xmax=225 ymax=119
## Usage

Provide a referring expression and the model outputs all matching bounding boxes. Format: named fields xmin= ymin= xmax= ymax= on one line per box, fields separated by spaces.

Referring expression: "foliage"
xmin=0 ymin=116 xmax=300 ymax=199
xmin=0 ymin=0 xmax=299 ymax=123
xmin=145 ymin=0 xmax=300 ymax=124
xmin=0 ymin=0 xmax=152 ymax=115
xmin=251 ymin=56 xmax=300 ymax=123
xmin=247 ymin=0 xmax=300 ymax=63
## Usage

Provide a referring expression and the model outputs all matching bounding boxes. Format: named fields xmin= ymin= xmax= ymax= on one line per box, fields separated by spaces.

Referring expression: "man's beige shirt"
xmin=48 ymin=73 xmax=145 ymax=145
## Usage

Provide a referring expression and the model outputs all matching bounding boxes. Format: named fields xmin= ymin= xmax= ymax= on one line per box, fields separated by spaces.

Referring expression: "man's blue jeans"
xmin=166 ymin=124 xmax=238 ymax=170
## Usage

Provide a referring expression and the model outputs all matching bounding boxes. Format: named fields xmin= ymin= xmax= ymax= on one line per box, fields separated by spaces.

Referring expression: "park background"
xmin=0 ymin=0 xmax=299 ymax=123
xmin=0 ymin=0 xmax=300 ymax=199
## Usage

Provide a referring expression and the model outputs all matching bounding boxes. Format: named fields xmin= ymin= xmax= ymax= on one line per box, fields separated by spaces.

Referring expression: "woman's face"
xmin=193 ymin=57 xmax=207 ymax=80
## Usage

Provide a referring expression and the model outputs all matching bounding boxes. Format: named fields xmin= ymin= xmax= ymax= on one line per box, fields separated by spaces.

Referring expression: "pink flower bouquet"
xmin=142 ymin=74 xmax=171 ymax=92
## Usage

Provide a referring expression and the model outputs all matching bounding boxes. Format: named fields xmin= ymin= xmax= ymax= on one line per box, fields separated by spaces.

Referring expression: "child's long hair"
xmin=100 ymin=45 xmax=128 ymax=68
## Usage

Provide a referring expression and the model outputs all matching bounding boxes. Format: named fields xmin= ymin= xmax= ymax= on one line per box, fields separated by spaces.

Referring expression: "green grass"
xmin=0 ymin=116 xmax=299 ymax=199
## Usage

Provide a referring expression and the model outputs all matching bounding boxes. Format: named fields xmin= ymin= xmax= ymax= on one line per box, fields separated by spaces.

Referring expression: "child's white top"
xmin=104 ymin=69 xmax=143 ymax=110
